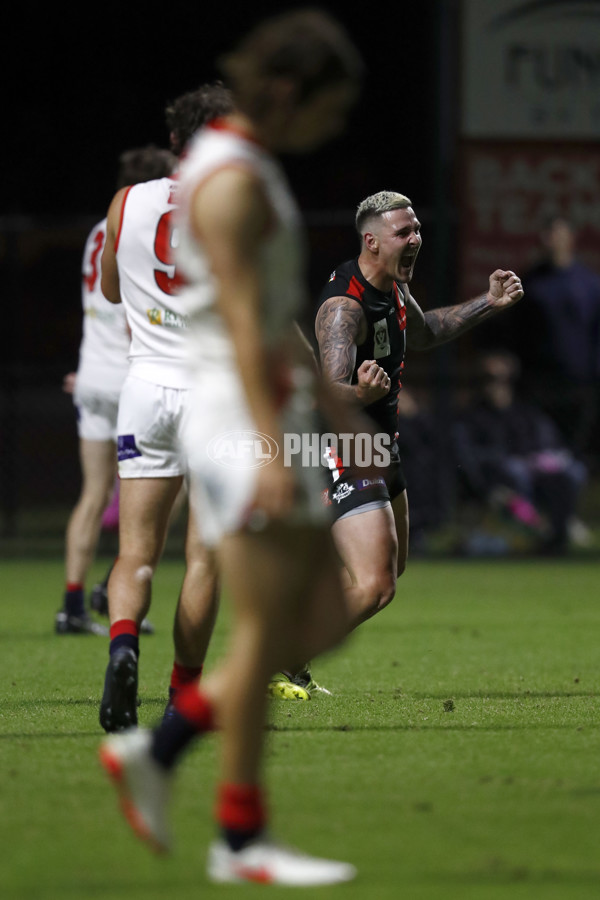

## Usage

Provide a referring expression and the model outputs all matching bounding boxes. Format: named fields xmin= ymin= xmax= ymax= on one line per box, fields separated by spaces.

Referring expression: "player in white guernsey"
xmin=99 ymin=10 xmax=364 ymax=886
xmin=56 ymin=146 xmax=175 ymax=637
xmin=98 ymin=84 xmax=234 ymax=733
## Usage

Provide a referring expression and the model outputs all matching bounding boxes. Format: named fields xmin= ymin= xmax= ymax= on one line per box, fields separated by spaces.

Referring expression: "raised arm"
xmin=315 ymin=296 xmax=391 ymax=405
xmin=405 ymin=269 xmax=524 ymax=351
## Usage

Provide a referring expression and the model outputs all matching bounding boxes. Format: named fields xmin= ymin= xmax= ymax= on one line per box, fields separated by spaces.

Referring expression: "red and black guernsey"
xmin=316 ymin=257 xmax=407 ymax=439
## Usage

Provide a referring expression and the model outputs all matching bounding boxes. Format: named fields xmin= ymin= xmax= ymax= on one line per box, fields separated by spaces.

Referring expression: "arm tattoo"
xmin=315 ymin=298 xmax=365 ymax=383
xmin=407 ymin=294 xmax=491 ymax=350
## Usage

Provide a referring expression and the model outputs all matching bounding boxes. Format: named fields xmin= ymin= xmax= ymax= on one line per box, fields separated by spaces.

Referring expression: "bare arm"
xmin=189 ymin=166 xmax=295 ymax=518
xmin=405 ymin=269 xmax=524 ymax=351
xmin=315 ymin=296 xmax=390 ymax=405
xmin=293 ymin=321 xmax=319 ymax=373
xmin=100 ymin=187 xmax=129 ymax=304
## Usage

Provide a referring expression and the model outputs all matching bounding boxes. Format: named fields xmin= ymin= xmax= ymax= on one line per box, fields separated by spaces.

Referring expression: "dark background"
xmin=5 ymin=0 xmax=452 ymax=380
xmin=10 ymin=1 xmax=442 ymax=217
xmin=7 ymin=0 xmax=558 ymax=547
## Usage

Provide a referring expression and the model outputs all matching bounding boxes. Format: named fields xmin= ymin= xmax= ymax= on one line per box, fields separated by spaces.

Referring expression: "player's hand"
xmin=62 ymin=372 xmax=77 ymax=394
xmin=486 ymin=270 xmax=524 ymax=309
xmin=247 ymin=457 xmax=296 ymax=529
xmin=355 ymin=360 xmax=392 ymax=404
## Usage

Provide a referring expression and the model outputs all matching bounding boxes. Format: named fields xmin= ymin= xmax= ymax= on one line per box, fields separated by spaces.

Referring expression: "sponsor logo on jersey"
xmin=163 ymin=310 xmax=188 ymax=329
xmin=117 ymin=434 xmax=142 ymax=461
xmin=84 ymin=306 xmax=118 ymax=323
xmin=357 ymin=477 xmax=386 ymax=490
xmin=146 ymin=308 xmax=188 ymax=328
xmin=147 ymin=308 xmax=162 ymax=325
xmin=331 ymin=482 xmax=355 ymax=504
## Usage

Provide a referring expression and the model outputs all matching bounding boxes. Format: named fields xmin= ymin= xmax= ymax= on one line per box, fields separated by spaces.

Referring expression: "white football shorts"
xmin=116 ymin=374 xmax=189 ymax=478
xmin=73 ymin=383 xmax=120 ymax=442
xmin=181 ymin=369 xmax=330 ymax=547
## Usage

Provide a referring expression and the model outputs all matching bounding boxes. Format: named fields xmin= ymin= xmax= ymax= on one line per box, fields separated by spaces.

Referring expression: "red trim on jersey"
xmin=114 ymin=185 xmax=133 ymax=253
xmin=347 ymin=275 xmax=365 ymax=303
xmin=208 ymin=117 xmax=263 ymax=147
xmin=324 ymin=444 xmax=345 ymax=479
xmin=83 ymin=229 xmax=105 ymax=293
xmin=394 ymin=283 xmax=407 ymax=331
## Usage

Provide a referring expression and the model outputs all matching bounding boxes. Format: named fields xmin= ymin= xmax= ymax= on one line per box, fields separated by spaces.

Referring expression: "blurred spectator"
xmin=452 ymin=350 xmax=589 ymax=555
xmin=517 ymin=217 xmax=600 ymax=461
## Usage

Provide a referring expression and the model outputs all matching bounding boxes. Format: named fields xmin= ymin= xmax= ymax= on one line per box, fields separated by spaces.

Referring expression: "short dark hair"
xmin=165 ymin=82 xmax=234 ymax=156
xmin=219 ymin=9 xmax=364 ymax=116
xmin=116 ymin=145 xmax=176 ymax=189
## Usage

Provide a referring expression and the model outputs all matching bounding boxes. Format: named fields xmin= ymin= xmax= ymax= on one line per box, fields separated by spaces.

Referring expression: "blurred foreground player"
xmin=98 ymin=83 xmax=234 ymax=732
xmin=99 ymin=9 xmax=364 ymax=885
xmin=56 ymin=146 xmax=175 ymax=636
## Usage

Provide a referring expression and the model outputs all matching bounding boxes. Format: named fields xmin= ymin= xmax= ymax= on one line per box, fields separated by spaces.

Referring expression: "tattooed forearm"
xmin=407 ymin=294 xmax=492 ymax=350
xmin=315 ymin=298 xmax=365 ymax=383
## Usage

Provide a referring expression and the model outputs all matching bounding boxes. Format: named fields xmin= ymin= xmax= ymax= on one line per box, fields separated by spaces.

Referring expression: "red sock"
xmin=109 ymin=619 xmax=139 ymax=640
xmin=109 ymin=619 xmax=139 ymax=658
xmin=66 ymin=582 xmax=84 ymax=593
xmin=170 ymin=662 xmax=203 ymax=695
xmin=216 ymin=783 xmax=267 ymax=834
xmin=173 ymin=683 xmax=215 ymax=732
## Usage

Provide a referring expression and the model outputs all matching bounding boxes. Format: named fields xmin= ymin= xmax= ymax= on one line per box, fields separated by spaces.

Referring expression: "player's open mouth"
xmin=400 ymin=255 xmax=415 ymax=267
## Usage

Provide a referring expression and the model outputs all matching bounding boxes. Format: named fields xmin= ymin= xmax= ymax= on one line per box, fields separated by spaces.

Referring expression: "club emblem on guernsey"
xmin=147 ymin=308 xmax=162 ymax=325
xmin=332 ymin=482 xmax=355 ymax=504
xmin=373 ymin=318 xmax=391 ymax=358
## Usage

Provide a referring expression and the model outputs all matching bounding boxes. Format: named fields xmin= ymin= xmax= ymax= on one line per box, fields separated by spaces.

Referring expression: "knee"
xmin=185 ymin=546 xmax=218 ymax=583
xmin=77 ymin=483 xmax=114 ymax=519
xmin=361 ymin=572 xmax=397 ymax=618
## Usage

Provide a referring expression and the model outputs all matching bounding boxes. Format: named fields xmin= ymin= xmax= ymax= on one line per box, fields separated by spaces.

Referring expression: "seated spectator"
xmin=452 ymin=350 xmax=588 ymax=555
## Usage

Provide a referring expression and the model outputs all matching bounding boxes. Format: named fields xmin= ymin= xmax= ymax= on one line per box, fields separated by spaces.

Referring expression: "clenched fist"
xmin=355 ymin=359 xmax=391 ymax=404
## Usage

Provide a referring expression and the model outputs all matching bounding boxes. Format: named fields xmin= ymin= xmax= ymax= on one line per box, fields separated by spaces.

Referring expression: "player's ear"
xmin=364 ymin=231 xmax=378 ymax=253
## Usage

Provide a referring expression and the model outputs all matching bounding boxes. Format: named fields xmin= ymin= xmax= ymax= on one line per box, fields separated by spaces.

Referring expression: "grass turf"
xmin=1 ymin=555 xmax=599 ymax=899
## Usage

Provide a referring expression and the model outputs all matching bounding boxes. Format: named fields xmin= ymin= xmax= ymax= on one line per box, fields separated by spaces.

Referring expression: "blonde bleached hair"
xmin=355 ymin=191 xmax=413 ymax=235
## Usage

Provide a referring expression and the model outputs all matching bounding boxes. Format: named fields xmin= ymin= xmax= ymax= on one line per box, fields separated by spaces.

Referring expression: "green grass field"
xmin=1 ymin=555 xmax=599 ymax=899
